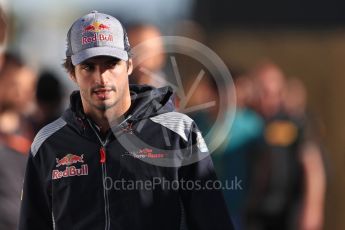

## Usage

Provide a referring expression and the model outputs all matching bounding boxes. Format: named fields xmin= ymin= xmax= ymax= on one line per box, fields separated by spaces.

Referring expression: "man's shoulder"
xmin=150 ymin=111 xmax=194 ymax=125
xmin=31 ymin=117 xmax=67 ymax=157
xmin=150 ymin=111 xmax=195 ymax=141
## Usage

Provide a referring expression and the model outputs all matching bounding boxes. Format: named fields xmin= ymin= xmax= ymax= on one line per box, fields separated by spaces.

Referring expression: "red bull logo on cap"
xmin=83 ymin=21 xmax=110 ymax=33
xmin=56 ymin=154 xmax=84 ymax=167
xmin=82 ymin=33 xmax=113 ymax=45
xmin=81 ymin=21 xmax=113 ymax=45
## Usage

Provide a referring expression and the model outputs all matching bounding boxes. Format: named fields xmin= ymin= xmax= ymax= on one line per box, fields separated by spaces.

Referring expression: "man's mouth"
xmin=92 ymin=87 xmax=114 ymax=99
xmin=93 ymin=88 xmax=112 ymax=93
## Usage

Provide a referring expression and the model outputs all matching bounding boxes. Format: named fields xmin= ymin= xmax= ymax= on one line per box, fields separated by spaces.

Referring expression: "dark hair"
xmin=62 ymin=54 xmax=132 ymax=76
xmin=36 ymin=70 xmax=63 ymax=105
xmin=62 ymin=56 xmax=75 ymax=76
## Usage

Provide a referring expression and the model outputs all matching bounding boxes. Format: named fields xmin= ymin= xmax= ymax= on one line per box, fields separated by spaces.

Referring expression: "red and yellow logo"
xmin=53 ymin=154 xmax=88 ymax=180
xmin=82 ymin=21 xmax=113 ymax=45
xmin=56 ymin=154 xmax=84 ymax=167
xmin=83 ymin=21 xmax=110 ymax=33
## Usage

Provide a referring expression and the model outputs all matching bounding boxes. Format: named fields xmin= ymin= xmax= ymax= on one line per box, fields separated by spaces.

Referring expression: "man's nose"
xmin=95 ymin=66 xmax=108 ymax=84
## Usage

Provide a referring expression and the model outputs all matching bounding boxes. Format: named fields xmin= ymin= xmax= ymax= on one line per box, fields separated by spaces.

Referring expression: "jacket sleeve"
xmin=18 ymin=152 xmax=53 ymax=230
xmin=178 ymin=123 xmax=234 ymax=230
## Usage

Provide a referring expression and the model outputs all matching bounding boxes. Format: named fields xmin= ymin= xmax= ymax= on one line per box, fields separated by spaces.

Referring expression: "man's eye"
xmin=81 ymin=65 xmax=92 ymax=71
xmin=107 ymin=62 xmax=118 ymax=68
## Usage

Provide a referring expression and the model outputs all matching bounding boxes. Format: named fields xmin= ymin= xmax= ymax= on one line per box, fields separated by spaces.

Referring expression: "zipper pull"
xmin=100 ymin=147 xmax=106 ymax=163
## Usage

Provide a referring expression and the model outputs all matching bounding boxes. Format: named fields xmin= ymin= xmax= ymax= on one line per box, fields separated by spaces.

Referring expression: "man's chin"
xmin=94 ymin=102 xmax=116 ymax=111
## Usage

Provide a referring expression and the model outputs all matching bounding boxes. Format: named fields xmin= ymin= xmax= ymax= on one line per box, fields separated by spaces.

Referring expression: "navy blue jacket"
xmin=19 ymin=85 xmax=233 ymax=230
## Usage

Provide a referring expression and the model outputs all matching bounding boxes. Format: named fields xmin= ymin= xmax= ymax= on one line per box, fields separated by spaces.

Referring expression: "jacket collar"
xmin=62 ymin=84 xmax=175 ymax=135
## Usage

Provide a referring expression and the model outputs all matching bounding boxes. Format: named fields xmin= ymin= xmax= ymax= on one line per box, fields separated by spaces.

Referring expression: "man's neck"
xmin=84 ymin=98 xmax=131 ymax=135
xmin=88 ymin=111 xmax=111 ymax=134
xmin=90 ymin=107 xmax=130 ymax=134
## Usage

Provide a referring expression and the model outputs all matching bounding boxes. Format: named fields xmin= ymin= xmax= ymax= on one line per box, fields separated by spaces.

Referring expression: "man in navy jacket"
xmin=19 ymin=10 xmax=234 ymax=230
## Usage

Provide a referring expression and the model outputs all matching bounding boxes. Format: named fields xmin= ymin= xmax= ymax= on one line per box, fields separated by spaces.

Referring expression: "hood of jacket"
xmin=62 ymin=84 xmax=175 ymax=133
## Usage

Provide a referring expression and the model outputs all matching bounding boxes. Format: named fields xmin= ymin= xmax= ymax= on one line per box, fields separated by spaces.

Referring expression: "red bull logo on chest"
xmin=56 ymin=154 xmax=84 ymax=167
xmin=53 ymin=154 xmax=88 ymax=180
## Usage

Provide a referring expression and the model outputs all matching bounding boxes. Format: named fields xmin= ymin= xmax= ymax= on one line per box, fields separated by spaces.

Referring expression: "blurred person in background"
xmin=184 ymin=68 xmax=263 ymax=229
xmin=127 ymin=24 xmax=167 ymax=87
xmin=0 ymin=8 xmax=31 ymax=230
xmin=29 ymin=70 xmax=64 ymax=134
xmin=0 ymin=52 xmax=36 ymax=143
xmin=283 ymin=77 xmax=326 ymax=230
xmin=245 ymin=60 xmax=303 ymax=229
xmin=0 ymin=52 xmax=37 ymax=117
xmin=219 ymin=71 xmax=264 ymax=230
xmin=250 ymin=61 xmax=286 ymax=120
xmin=244 ymin=61 xmax=326 ymax=230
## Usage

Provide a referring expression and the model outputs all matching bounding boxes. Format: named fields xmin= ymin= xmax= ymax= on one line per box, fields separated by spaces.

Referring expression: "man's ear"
xmin=69 ymin=73 xmax=77 ymax=84
xmin=127 ymin=59 xmax=133 ymax=75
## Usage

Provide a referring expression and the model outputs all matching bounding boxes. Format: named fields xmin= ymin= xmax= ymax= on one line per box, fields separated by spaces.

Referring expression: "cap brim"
xmin=71 ymin=46 xmax=128 ymax=65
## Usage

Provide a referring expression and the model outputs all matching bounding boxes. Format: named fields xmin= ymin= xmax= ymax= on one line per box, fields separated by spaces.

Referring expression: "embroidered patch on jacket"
xmin=121 ymin=148 xmax=167 ymax=159
xmin=52 ymin=154 xmax=88 ymax=180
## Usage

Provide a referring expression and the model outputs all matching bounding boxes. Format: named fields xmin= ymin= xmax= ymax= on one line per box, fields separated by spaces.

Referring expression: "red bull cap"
xmin=66 ymin=10 xmax=130 ymax=65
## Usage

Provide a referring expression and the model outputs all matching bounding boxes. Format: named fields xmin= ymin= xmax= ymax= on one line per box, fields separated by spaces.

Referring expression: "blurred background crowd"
xmin=0 ymin=0 xmax=344 ymax=229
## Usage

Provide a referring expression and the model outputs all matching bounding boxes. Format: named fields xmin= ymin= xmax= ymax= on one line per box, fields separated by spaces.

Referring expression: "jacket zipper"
xmin=86 ymin=116 xmax=132 ymax=230
xmin=86 ymin=119 xmax=111 ymax=230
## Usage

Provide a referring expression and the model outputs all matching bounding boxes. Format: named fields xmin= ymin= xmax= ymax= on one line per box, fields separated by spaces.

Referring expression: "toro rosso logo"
xmin=122 ymin=148 xmax=167 ymax=159
xmin=56 ymin=154 xmax=84 ymax=167
xmin=53 ymin=154 xmax=88 ymax=180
